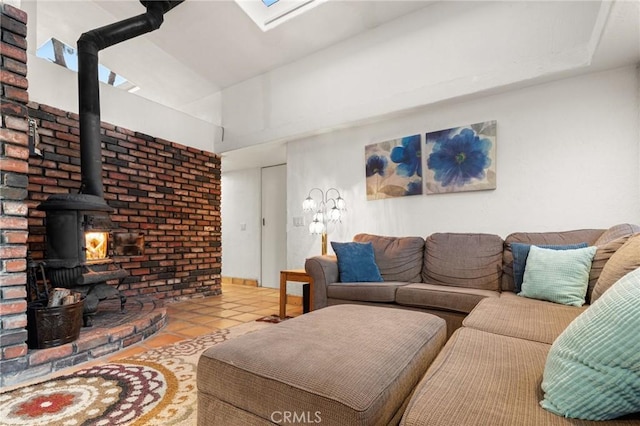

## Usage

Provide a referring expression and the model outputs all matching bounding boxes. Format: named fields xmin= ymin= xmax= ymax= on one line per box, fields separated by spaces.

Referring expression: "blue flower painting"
xmin=365 ymin=134 xmax=423 ymax=200
xmin=425 ymin=121 xmax=496 ymax=194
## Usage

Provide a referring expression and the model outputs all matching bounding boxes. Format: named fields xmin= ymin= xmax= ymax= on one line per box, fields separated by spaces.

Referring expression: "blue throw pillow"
xmin=331 ymin=241 xmax=383 ymax=282
xmin=511 ymin=242 xmax=588 ymax=292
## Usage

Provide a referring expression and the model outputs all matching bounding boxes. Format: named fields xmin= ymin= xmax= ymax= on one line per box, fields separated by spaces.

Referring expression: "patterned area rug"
xmin=0 ymin=321 xmax=271 ymax=426
xmin=256 ymin=314 xmax=292 ymax=324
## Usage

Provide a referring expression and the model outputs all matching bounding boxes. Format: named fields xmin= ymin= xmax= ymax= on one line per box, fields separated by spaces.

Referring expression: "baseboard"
xmin=221 ymin=276 xmax=258 ymax=287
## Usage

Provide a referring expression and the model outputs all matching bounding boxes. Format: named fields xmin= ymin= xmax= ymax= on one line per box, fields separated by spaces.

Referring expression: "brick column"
xmin=0 ymin=3 xmax=30 ymax=385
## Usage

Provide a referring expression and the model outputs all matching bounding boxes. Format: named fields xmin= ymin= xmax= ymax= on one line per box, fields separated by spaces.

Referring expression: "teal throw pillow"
xmin=541 ymin=266 xmax=640 ymax=420
xmin=511 ymin=242 xmax=588 ymax=293
xmin=519 ymin=245 xmax=596 ymax=306
xmin=331 ymin=241 xmax=383 ymax=283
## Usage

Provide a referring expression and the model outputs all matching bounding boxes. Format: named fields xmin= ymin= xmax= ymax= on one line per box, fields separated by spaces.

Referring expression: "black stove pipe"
xmin=78 ymin=0 xmax=184 ymax=197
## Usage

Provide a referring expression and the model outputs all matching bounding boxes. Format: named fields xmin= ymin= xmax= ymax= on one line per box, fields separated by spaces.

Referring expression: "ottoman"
xmin=197 ymin=304 xmax=446 ymax=425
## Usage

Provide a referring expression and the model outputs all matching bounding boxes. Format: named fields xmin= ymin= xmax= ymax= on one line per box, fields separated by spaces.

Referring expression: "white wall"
xmin=221 ymin=168 xmax=262 ymax=281
xmin=27 ymin=54 xmax=222 ymax=153
xmin=287 ymin=66 xmax=640 ymax=268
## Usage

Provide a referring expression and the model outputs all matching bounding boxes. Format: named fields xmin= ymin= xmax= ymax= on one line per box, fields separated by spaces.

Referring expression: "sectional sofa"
xmin=305 ymin=223 xmax=638 ymax=336
xmin=302 ymin=223 xmax=640 ymax=424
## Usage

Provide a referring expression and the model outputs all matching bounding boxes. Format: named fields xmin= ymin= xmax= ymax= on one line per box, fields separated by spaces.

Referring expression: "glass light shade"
xmin=335 ymin=196 xmax=346 ymax=210
xmin=329 ymin=207 xmax=341 ymax=222
xmin=309 ymin=220 xmax=325 ymax=234
xmin=302 ymin=196 xmax=316 ymax=212
xmin=312 ymin=211 xmax=324 ymax=223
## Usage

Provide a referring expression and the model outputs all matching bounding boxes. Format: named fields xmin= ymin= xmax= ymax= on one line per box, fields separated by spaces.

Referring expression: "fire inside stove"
xmin=85 ymin=231 xmax=108 ymax=261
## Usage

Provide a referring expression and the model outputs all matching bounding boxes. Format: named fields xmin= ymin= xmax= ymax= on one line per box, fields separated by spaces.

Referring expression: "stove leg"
xmin=119 ymin=293 xmax=127 ymax=313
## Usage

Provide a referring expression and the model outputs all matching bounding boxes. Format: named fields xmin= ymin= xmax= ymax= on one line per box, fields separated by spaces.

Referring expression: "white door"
xmin=261 ymin=164 xmax=287 ymax=288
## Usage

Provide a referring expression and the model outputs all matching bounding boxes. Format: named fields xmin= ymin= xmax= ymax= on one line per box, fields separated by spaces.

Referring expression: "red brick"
xmin=39 ymin=105 xmax=67 ymax=117
xmin=5 ymin=144 xmax=29 ymax=160
xmin=0 ymin=245 xmax=27 ymax=259
xmin=2 ymin=285 xmax=26 ymax=299
xmin=4 ymin=86 xmax=29 ymax=103
xmin=107 ymin=325 xmax=135 ymax=341
xmin=0 ymin=300 xmax=27 ymax=315
xmin=0 ymin=128 xmax=28 ymax=145
xmin=1 ymin=3 xmax=28 ymax=24
xmin=0 ymin=273 xmax=25 ymax=286
xmin=0 ymin=69 xmax=28 ymax=89
xmin=3 ymin=116 xmax=28 ymax=132
xmin=28 ymin=344 xmax=74 ymax=366
xmin=1 ymin=201 xmax=27 ymax=216
xmin=4 ymin=259 xmax=26 ymax=272
xmin=0 ymin=158 xmax=27 ymax=173
xmin=0 ymin=41 xmax=26 ymax=63
xmin=3 ymin=344 xmax=28 ymax=360
xmin=2 ymin=313 xmax=27 ymax=329
xmin=3 ymin=57 xmax=27 ymax=76
xmin=0 ymin=217 xmax=28 ymax=230
xmin=2 ymin=231 xmax=28 ymax=244
xmin=74 ymin=330 xmax=109 ymax=352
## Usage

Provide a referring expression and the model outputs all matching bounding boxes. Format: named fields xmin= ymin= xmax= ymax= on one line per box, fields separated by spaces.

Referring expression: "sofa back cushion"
xmin=502 ymin=229 xmax=604 ymax=292
xmin=353 ymin=234 xmax=424 ymax=282
xmin=422 ymin=233 xmax=504 ymax=291
xmin=591 ymin=234 xmax=640 ymax=303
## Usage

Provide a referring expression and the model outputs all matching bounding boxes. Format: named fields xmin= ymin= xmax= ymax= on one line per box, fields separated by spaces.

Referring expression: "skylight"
xmin=36 ymin=38 xmax=139 ymax=93
xmin=235 ymin=0 xmax=325 ymax=31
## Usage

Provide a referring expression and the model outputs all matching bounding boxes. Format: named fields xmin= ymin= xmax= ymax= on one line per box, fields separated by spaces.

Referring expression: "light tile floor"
xmin=108 ymin=283 xmax=303 ymax=361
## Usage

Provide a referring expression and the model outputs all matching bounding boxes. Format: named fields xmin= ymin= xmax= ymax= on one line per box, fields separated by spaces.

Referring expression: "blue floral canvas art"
xmin=425 ymin=121 xmax=496 ymax=194
xmin=365 ymin=134 xmax=422 ymax=200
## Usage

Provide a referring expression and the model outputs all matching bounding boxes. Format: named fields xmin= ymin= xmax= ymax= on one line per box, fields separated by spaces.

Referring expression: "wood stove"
xmin=38 ymin=194 xmax=128 ymax=326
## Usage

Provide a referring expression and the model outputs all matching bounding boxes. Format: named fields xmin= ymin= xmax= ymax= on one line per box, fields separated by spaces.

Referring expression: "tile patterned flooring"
xmin=107 ymin=282 xmax=303 ymax=361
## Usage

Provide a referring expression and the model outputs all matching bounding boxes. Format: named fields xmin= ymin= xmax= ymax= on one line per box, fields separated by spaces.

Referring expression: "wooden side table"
xmin=279 ymin=269 xmax=314 ymax=319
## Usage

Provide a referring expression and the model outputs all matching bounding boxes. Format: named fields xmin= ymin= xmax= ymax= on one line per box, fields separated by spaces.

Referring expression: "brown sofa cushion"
xmin=354 ymin=234 xmax=424 ymax=282
xmin=402 ymin=328 xmax=556 ymax=426
xmin=594 ymin=223 xmax=640 ymax=245
xmin=502 ymin=229 xmax=604 ymax=292
xmin=396 ymin=283 xmax=499 ymax=314
xmin=421 ymin=233 xmax=504 ymax=291
xmin=591 ymin=234 xmax=640 ymax=303
xmin=463 ymin=292 xmax=587 ymax=344
xmin=588 ymin=235 xmax=634 ymax=303
xmin=327 ymin=281 xmax=408 ymax=303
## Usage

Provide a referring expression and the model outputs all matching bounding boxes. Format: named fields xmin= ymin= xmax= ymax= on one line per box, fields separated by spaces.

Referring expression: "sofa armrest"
xmin=305 ymin=255 xmax=338 ymax=309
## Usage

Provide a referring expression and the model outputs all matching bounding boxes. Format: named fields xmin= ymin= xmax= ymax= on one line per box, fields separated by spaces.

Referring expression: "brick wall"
xmin=0 ymin=3 xmax=30 ymax=369
xmin=26 ymin=103 xmax=223 ymax=300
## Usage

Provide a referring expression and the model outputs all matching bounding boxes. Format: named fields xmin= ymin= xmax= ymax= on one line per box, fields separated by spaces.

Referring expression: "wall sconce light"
xmin=302 ymin=187 xmax=346 ymax=255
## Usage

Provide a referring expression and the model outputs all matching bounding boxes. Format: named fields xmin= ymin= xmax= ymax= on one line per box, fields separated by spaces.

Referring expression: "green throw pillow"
xmin=541 ymin=266 xmax=640 ymax=420
xmin=519 ymin=245 xmax=597 ymax=306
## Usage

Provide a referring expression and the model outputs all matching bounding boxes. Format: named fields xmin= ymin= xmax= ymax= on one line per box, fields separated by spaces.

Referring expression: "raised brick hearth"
xmin=0 ymin=3 xmax=222 ymax=386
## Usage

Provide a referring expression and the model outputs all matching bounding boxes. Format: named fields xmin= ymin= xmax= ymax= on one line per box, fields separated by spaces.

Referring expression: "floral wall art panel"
xmin=365 ymin=134 xmax=422 ymax=200
xmin=425 ymin=120 xmax=496 ymax=194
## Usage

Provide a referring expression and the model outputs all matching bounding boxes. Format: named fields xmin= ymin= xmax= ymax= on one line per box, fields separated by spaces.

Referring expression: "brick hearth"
xmin=4 ymin=295 xmax=166 ymax=387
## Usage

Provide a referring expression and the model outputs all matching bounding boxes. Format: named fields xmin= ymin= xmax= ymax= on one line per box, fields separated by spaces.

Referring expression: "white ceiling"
xmin=27 ymin=0 xmax=640 ymax=172
xmin=32 ymin=0 xmax=435 ymax=123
